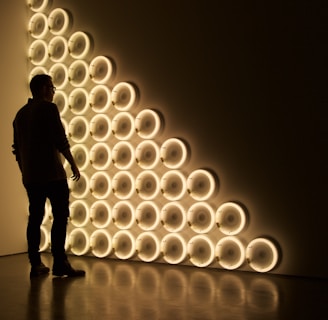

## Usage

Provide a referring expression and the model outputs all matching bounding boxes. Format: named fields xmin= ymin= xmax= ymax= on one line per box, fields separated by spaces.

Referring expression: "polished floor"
xmin=0 ymin=254 xmax=327 ymax=320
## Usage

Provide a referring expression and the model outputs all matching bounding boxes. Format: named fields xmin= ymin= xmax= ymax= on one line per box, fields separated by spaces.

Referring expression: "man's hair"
xmin=30 ymin=74 xmax=52 ymax=97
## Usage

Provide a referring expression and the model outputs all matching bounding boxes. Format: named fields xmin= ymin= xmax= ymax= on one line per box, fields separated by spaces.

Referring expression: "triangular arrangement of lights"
xmin=26 ymin=0 xmax=280 ymax=273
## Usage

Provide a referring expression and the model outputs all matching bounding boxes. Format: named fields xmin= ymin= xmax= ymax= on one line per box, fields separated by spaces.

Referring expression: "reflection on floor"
xmin=0 ymin=253 xmax=327 ymax=320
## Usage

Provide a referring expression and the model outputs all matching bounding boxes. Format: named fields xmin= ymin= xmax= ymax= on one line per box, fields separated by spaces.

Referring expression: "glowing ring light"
xmin=90 ymin=229 xmax=112 ymax=258
xmin=39 ymin=225 xmax=50 ymax=252
xmin=187 ymin=202 xmax=215 ymax=234
xmin=187 ymin=169 xmax=216 ymax=201
xmin=112 ymin=200 xmax=135 ymax=230
xmin=136 ymin=201 xmax=160 ymax=231
xmin=160 ymin=170 xmax=187 ymax=201
xmin=89 ymin=85 xmax=112 ymax=113
xmin=49 ymin=63 xmax=68 ymax=90
xmin=111 ymin=112 xmax=135 ymax=140
xmin=69 ymin=200 xmax=89 ymax=227
xmin=160 ymin=138 xmax=189 ymax=169
xmin=90 ymin=172 xmax=111 ymax=200
xmin=135 ymin=140 xmax=160 ymax=169
xmin=68 ymin=31 xmax=92 ymax=59
xmin=71 ymin=144 xmax=89 ymax=171
xmin=68 ymin=116 xmax=89 ymax=143
xmin=112 ymin=230 xmax=136 ymax=260
xmin=135 ymin=109 xmax=163 ymax=139
xmin=89 ymin=142 xmax=112 ymax=170
xmin=53 ymin=90 xmax=68 ymax=116
xmin=135 ymin=170 xmax=161 ymax=200
xmin=246 ymin=238 xmax=279 ymax=273
xmin=89 ymin=114 xmax=111 ymax=141
xmin=68 ymin=228 xmax=90 ymax=256
xmin=112 ymin=141 xmax=135 ymax=170
xmin=216 ymin=202 xmax=247 ymax=235
xmin=187 ymin=235 xmax=215 ymax=267
xmin=42 ymin=200 xmax=52 ymax=224
xmin=28 ymin=13 xmax=48 ymax=39
xmin=28 ymin=39 xmax=48 ymax=66
xmin=160 ymin=202 xmax=186 ymax=232
xmin=69 ymin=171 xmax=89 ymax=199
xmin=48 ymin=36 xmax=68 ymax=62
xmin=68 ymin=88 xmax=89 ymax=115
xmin=90 ymin=200 xmax=112 ymax=229
xmin=68 ymin=60 xmax=90 ymax=87
xmin=29 ymin=66 xmax=47 ymax=82
xmin=136 ymin=232 xmax=161 ymax=262
xmin=111 ymin=82 xmax=137 ymax=111
xmin=112 ymin=171 xmax=135 ymax=200
xmin=89 ymin=56 xmax=113 ymax=84
xmin=161 ymin=233 xmax=187 ymax=264
xmin=48 ymin=8 xmax=72 ymax=36
xmin=27 ymin=0 xmax=50 ymax=12
xmin=215 ymin=236 xmax=245 ymax=270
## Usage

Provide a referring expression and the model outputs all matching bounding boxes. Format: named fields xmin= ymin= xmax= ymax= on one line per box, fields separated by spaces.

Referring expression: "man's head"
xmin=30 ymin=74 xmax=55 ymax=102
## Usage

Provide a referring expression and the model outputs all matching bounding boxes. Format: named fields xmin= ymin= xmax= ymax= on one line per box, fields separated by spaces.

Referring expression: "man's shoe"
xmin=30 ymin=262 xmax=50 ymax=278
xmin=53 ymin=260 xmax=85 ymax=277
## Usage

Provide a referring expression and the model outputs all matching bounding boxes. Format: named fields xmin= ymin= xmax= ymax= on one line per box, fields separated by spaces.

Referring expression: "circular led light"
xmin=111 ymin=112 xmax=135 ymax=140
xmin=53 ymin=90 xmax=68 ymax=116
xmin=49 ymin=63 xmax=68 ymax=90
xmin=69 ymin=200 xmax=89 ymax=227
xmin=48 ymin=8 xmax=72 ymax=36
xmin=90 ymin=200 xmax=111 ymax=229
xmin=161 ymin=233 xmax=187 ymax=265
xmin=135 ymin=170 xmax=160 ymax=200
xmin=246 ymin=238 xmax=279 ymax=273
xmin=89 ymin=114 xmax=112 ymax=141
xmin=216 ymin=236 xmax=245 ymax=270
xmin=136 ymin=201 xmax=160 ymax=231
xmin=68 ymin=116 xmax=89 ymax=143
xmin=136 ymin=232 xmax=161 ymax=262
xmin=90 ymin=229 xmax=112 ymax=258
xmin=28 ymin=12 xmax=48 ymax=39
xmin=160 ymin=202 xmax=186 ymax=232
xmin=68 ymin=60 xmax=90 ymax=87
xmin=188 ymin=235 xmax=215 ymax=267
xmin=111 ymin=82 xmax=137 ymax=111
xmin=69 ymin=171 xmax=89 ymax=199
xmin=160 ymin=138 xmax=189 ymax=169
xmin=112 ymin=230 xmax=136 ymax=260
xmin=68 ymin=228 xmax=90 ymax=256
xmin=27 ymin=0 xmax=50 ymax=13
xmin=70 ymin=144 xmax=89 ymax=171
xmin=89 ymin=85 xmax=112 ymax=113
xmin=68 ymin=31 xmax=92 ymax=59
xmin=112 ymin=141 xmax=135 ymax=170
xmin=187 ymin=202 xmax=215 ymax=234
xmin=216 ymin=202 xmax=247 ymax=235
xmin=48 ymin=35 xmax=69 ymax=62
xmin=187 ymin=169 xmax=217 ymax=201
xmin=89 ymin=142 xmax=112 ymax=170
xmin=28 ymin=39 xmax=48 ymax=66
xmin=160 ymin=170 xmax=186 ymax=201
xmin=112 ymin=171 xmax=135 ymax=200
xmin=112 ymin=200 xmax=135 ymax=230
xmin=135 ymin=109 xmax=163 ymax=139
xmin=89 ymin=55 xmax=114 ymax=84
xmin=135 ymin=140 xmax=160 ymax=169
xmin=39 ymin=225 xmax=50 ymax=252
xmin=68 ymin=88 xmax=89 ymax=115
xmin=90 ymin=172 xmax=111 ymax=200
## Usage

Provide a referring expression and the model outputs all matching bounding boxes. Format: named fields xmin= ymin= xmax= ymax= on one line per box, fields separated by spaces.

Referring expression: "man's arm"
xmin=61 ymin=148 xmax=80 ymax=181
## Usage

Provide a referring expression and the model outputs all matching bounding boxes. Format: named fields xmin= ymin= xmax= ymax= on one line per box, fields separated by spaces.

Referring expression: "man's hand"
xmin=71 ymin=165 xmax=80 ymax=181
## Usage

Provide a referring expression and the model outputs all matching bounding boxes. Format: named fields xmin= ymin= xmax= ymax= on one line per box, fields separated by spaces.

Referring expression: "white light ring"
xmin=215 ymin=236 xmax=245 ymax=270
xmin=69 ymin=171 xmax=89 ymax=199
xmin=135 ymin=201 xmax=161 ymax=231
xmin=112 ymin=200 xmax=135 ymax=230
xmin=187 ymin=202 xmax=215 ymax=234
xmin=160 ymin=202 xmax=186 ymax=233
xmin=68 ymin=60 xmax=90 ymax=87
xmin=246 ymin=238 xmax=279 ymax=273
xmin=136 ymin=232 xmax=161 ymax=262
xmin=111 ymin=82 xmax=137 ymax=111
xmin=70 ymin=144 xmax=89 ymax=171
xmin=89 ymin=142 xmax=112 ymax=170
xmin=27 ymin=0 xmax=50 ymax=13
xmin=187 ymin=169 xmax=216 ymax=201
xmin=69 ymin=199 xmax=89 ymax=227
xmin=160 ymin=170 xmax=187 ymax=201
xmin=135 ymin=170 xmax=161 ymax=201
xmin=90 ymin=172 xmax=111 ymax=200
xmin=68 ymin=31 xmax=92 ymax=59
xmin=187 ymin=235 xmax=215 ymax=267
xmin=49 ymin=63 xmax=69 ymax=90
xmin=68 ymin=116 xmax=89 ymax=143
xmin=53 ymin=90 xmax=68 ymax=116
xmin=68 ymin=228 xmax=90 ymax=256
xmin=89 ymin=114 xmax=112 ymax=141
xmin=90 ymin=200 xmax=112 ymax=229
xmin=112 ymin=230 xmax=136 ymax=260
xmin=90 ymin=229 xmax=112 ymax=258
xmin=111 ymin=141 xmax=135 ymax=170
xmin=68 ymin=88 xmax=89 ymax=115
xmin=42 ymin=200 xmax=53 ymax=224
xmin=40 ymin=225 xmax=50 ymax=252
xmin=89 ymin=55 xmax=114 ymax=84
xmin=28 ymin=12 xmax=48 ymax=39
xmin=111 ymin=112 xmax=135 ymax=141
xmin=135 ymin=109 xmax=162 ymax=139
xmin=48 ymin=8 xmax=72 ymax=36
xmin=29 ymin=66 xmax=47 ymax=82
xmin=48 ymin=35 xmax=69 ymax=62
xmin=28 ymin=39 xmax=48 ymax=66
xmin=161 ymin=233 xmax=187 ymax=265
xmin=135 ymin=140 xmax=160 ymax=169
xmin=216 ymin=202 xmax=247 ymax=236
xmin=112 ymin=171 xmax=135 ymax=200
xmin=160 ymin=138 xmax=188 ymax=169
xmin=89 ymin=85 xmax=112 ymax=113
